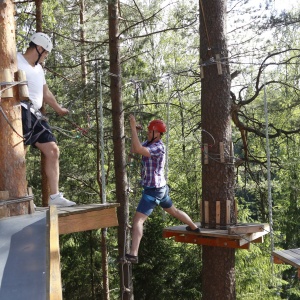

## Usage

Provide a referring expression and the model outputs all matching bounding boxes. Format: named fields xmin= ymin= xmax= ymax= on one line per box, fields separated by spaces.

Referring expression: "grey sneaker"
xmin=49 ymin=193 xmax=76 ymax=207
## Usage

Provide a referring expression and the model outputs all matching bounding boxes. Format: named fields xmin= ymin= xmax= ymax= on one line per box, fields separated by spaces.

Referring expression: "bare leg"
xmin=35 ymin=141 xmax=60 ymax=195
xmin=129 ymin=212 xmax=148 ymax=256
xmin=164 ymin=205 xmax=198 ymax=230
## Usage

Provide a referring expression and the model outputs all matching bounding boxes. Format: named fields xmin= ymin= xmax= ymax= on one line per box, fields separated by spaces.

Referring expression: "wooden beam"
xmin=163 ymin=223 xmax=270 ymax=249
xmin=226 ymin=200 xmax=231 ymax=224
xmin=48 ymin=206 xmax=63 ymax=300
xmin=204 ymin=201 xmax=209 ymax=224
xmin=228 ymin=224 xmax=265 ymax=235
xmin=58 ymin=204 xmax=119 ymax=235
xmin=216 ymin=54 xmax=222 ymax=75
xmin=0 ymin=69 xmax=13 ymax=97
xmin=17 ymin=69 xmax=29 ymax=99
xmin=174 ymin=234 xmax=250 ymax=249
xmin=216 ymin=201 xmax=220 ymax=226
xmin=272 ymin=249 xmax=300 ymax=269
xmin=239 ymin=230 xmax=268 ymax=246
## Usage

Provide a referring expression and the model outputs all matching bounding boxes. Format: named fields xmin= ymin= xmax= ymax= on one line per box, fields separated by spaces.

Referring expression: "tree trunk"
xmin=200 ymin=0 xmax=236 ymax=299
xmin=108 ymin=1 xmax=132 ymax=299
xmin=33 ymin=0 xmax=50 ymax=206
xmin=80 ymin=0 xmax=88 ymax=86
xmin=0 ymin=0 xmax=27 ymax=197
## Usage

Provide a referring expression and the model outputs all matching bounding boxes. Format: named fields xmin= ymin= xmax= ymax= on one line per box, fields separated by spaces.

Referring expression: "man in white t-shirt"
xmin=18 ymin=32 xmax=76 ymax=207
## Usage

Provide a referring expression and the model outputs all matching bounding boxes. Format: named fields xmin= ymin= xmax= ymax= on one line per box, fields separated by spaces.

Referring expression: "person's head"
xmin=29 ymin=32 xmax=53 ymax=65
xmin=147 ymin=119 xmax=167 ymax=143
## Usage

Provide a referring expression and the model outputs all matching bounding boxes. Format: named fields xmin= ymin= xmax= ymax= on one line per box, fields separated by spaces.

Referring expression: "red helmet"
xmin=148 ymin=119 xmax=167 ymax=133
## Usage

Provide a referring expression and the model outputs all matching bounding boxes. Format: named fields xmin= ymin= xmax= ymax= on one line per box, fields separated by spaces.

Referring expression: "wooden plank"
xmin=17 ymin=69 xmax=29 ymax=99
xmin=273 ymin=256 xmax=285 ymax=265
xmin=48 ymin=206 xmax=63 ymax=300
xmin=216 ymin=201 xmax=220 ymax=225
xmin=226 ymin=200 xmax=231 ymax=224
xmin=59 ymin=206 xmax=118 ymax=235
xmin=273 ymin=249 xmax=300 ymax=268
xmin=200 ymin=59 xmax=204 ymax=79
xmin=252 ymin=237 xmax=263 ymax=243
xmin=216 ymin=54 xmax=222 ymax=75
xmin=163 ymin=223 xmax=269 ymax=248
xmin=57 ymin=203 xmax=119 ymax=216
xmin=239 ymin=230 xmax=268 ymax=246
xmin=0 ymin=69 xmax=13 ymax=97
xmin=289 ymin=249 xmax=300 ymax=259
xmin=204 ymin=201 xmax=209 ymax=224
xmin=228 ymin=224 xmax=265 ymax=235
xmin=174 ymin=234 xmax=250 ymax=249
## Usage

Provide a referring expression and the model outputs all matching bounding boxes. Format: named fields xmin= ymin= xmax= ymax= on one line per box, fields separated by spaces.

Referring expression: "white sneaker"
xmin=49 ymin=193 xmax=76 ymax=207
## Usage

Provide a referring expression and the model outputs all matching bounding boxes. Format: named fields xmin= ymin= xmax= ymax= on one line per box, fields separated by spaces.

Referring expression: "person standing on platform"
xmin=18 ymin=32 xmax=76 ymax=207
xmin=125 ymin=114 xmax=200 ymax=264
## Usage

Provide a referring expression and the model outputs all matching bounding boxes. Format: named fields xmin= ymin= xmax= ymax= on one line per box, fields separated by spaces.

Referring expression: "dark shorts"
xmin=21 ymin=106 xmax=56 ymax=147
xmin=136 ymin=185 xmax=173 ymax=216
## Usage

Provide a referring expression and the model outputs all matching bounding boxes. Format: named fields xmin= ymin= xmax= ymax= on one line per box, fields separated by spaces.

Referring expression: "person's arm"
xmin=129 ymin=114 xmax=151 ymax=157
xmin=43 ymin=84 xmax=69 ymax=116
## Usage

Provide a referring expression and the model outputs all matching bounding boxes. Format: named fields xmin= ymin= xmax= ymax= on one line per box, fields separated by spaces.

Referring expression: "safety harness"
xmin=21 ymin=100 xmax=52 ymax=144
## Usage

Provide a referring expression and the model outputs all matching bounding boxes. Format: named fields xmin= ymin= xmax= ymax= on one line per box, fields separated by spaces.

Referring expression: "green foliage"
xmin=132 ymin=214 xmax=202 ymax=299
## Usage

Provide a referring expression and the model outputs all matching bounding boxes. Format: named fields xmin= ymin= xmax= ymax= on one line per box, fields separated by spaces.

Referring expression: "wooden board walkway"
xmin=272 ymin=248 xmax=300 ymax=278
xmin=0 ymin=210 xmax=49 ymax=299
xmin=163 ymin=223 xmax=269 ymax=249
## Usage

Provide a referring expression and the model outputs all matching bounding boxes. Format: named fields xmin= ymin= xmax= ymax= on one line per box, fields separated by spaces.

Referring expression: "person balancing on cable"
xmin=17 ymin=32 xmax=76 ymax=207
xmin=125 ymin=114 xmax=200 ymax=264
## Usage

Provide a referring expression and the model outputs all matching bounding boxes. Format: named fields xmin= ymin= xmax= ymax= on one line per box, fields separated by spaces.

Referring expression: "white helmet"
xmin=30 ymin=32 xmax=53 ymax=52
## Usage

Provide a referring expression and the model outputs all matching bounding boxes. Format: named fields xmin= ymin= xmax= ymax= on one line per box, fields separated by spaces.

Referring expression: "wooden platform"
xmin=163 ymin=223 xmax=269 ymax=249
xmin=272 ymin=248 xmax=300 ymax=278
xmin=37 ymin=203 xmax=119 ymax=235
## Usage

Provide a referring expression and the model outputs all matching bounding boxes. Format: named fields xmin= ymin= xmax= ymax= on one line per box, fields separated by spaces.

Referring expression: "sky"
xmin=273 ymin=0 xmax=298 ymax=12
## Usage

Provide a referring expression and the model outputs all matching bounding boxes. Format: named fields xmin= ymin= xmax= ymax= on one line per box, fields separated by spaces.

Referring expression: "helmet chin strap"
xmin=34 ymin=45 xmax=45 ymax=65
xmin=146 ymin=131 xmax=158 ymax=146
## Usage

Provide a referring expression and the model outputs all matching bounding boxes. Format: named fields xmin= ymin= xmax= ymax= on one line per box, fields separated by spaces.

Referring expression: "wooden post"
xmin=226 ymin=200 xmax=231 ymax=225
xmin=216 ymin=54 xmax=222 ymax=75
xmin=48 ymin=206 xmax=63 ymax=300
xmin=17 ymin=70 xmax=29 ymax=99
xmin=200 ymin=59 xmax=204 ymax=79
xmin=216 ymin=201 xmax=220 ymax=227
xmin=0 ymin=0 xmax=28 ymax=206
xmin=204 ymin=201 xmax=209 ymax=225
xmin=0 ymin=69 xmax=13 ymax=98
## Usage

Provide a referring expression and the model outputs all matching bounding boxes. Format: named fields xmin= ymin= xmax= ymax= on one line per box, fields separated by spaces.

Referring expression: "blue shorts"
xmin=136 ymin=185 xmax=173 ymax=216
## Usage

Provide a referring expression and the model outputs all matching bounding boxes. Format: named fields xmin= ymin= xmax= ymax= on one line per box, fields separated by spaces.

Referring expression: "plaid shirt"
xmin=141 ymin=140 xmax=166 ymax=188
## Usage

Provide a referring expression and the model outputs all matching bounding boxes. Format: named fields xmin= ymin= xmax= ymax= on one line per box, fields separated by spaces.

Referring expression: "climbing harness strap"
xmin=21 ymin=100 xmax=52 ymax=145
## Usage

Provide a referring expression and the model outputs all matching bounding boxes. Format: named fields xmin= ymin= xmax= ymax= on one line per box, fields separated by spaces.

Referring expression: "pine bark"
xmin=108 ymin=1 xmax=132 ymax=299
xmin=200 ymin=0 xmax=236 ymax=299
xmin=0 ymin=0 xmax=27 ymax=201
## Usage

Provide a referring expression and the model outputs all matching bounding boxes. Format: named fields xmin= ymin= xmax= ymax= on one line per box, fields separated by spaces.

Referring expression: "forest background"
xmin=13 ymin=0 xmax=300 ymax=299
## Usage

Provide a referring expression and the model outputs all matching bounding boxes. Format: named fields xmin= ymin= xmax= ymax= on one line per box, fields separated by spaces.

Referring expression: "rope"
xmin=263 ymin=69 xmax=275 ymax=276
xmin=98 ymin=64 xmax=106 ymax=203
xmin=0 ymin=105 xmax=25 ymax=140
xmin=0 ymin=81 xmax=28 ymax=140
xmin=199 ymin=0 xmax=212 ymax=56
